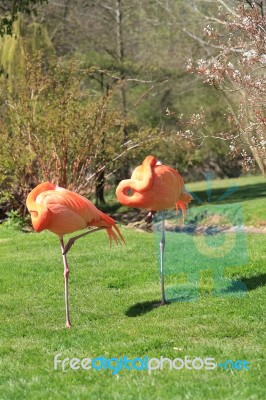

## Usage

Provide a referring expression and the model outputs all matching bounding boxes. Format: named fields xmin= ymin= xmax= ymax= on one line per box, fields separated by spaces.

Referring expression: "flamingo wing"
xmin=37 ymin=188 xmax=103 ymax=235
xmin=37 ymin=187 xmax=125 ymax=244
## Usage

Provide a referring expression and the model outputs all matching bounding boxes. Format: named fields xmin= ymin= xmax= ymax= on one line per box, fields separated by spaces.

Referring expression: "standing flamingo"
xmin=26 ymin=182 xmax=124 ymax=328
xmin=116 ymin=155 xmax=193 ymax=304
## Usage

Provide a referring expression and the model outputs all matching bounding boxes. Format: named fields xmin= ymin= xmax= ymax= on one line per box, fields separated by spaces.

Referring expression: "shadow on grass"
xmin=125 ymin=300 xmax=164 ymax=317
xmin=189 ymin=182 xmax=266 ymax=205
xmin=237 ymin=273 xmax=266 ymax=291
xmin=211 ymin=274 xmax=266 ymax=297
xmin=125 ymin=275 xmax=266 ymax=316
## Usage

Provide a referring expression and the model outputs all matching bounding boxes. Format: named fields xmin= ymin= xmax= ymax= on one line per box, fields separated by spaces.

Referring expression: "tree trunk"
xmin=95 ymin=169 xmax=106 ymax=205
xmin=250 ymin=147 xmax=266 ymax=176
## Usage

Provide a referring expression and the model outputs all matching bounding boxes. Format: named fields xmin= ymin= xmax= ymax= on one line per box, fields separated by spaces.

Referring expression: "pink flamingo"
xmin=27 ymin=182 xmax=124 ymax=328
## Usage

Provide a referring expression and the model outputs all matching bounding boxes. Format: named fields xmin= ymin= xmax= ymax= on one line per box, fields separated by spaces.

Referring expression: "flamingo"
xmin=116 ymin=155 xmax=193 ymax=304
xmin=26 ymin=182 xmax=124 ymax=328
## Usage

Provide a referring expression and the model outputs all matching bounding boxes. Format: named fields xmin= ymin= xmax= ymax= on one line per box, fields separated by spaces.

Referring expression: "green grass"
xmin=186 ymin=175 xmax=266 ymax=227
xmin=0 ymin=175 xmax=265 ymax=399
xmin=0 ymin=221 xmax=265 ymax=399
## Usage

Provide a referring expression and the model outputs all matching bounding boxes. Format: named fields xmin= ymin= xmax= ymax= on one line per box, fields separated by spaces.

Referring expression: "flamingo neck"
xmin=116 ymin=182 xmax=143 ymax=207
xmin=26 ymin=182 xmax=55 ymax=205
xmin=26 ymin=182 xmax=55 ymax=232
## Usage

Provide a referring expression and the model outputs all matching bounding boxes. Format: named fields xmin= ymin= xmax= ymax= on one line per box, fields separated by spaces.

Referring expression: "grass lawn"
xmin=0 ymin=175 xmax=265 ymax=399
xmin=186 ymin=175 xmax=266 ymax=227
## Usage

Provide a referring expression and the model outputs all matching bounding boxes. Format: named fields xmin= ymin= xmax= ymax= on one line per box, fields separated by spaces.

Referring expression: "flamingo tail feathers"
xmin=94 ymin=211 xmax=125 ymax=246
xmin=105 ymin=225 xmax=125 ymax=246
xmin=175 ymin=191 xmax=193 ymax=222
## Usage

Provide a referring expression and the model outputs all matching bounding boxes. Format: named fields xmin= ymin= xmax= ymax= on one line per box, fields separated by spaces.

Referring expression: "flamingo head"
xmin=26 ymin=182 xmax=55 ymax=232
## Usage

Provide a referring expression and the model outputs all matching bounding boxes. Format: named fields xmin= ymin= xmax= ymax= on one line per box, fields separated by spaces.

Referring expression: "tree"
xmin=185 ymin=0 xmax=266 ymax=175
xmin=0 ymin=17 xmax=54 ymax=91
xmin=0 ymin=49 xmax=159 ymax=212
xmin=0 ymin=0 xmax=48 ymax=36
xmin=37 ymin=0 xmax=193 ymax=184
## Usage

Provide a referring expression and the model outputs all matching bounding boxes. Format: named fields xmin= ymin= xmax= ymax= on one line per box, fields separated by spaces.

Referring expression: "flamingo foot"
xmin=63 ymin=227 xmax=104 ymax=255
xmin=66 ymin=320 xmax=71 ymax=329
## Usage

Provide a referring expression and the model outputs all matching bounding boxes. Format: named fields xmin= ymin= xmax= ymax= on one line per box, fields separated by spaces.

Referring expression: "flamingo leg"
xmin=63 ymin=227 xmax=105 ymax=255
xmin=145 ymin=210 xmax=156 ymax=223
xmin=160 ymin=211 xmax=166 ymax=305
xmin=59 ymin=238 xmax=71 ymax=328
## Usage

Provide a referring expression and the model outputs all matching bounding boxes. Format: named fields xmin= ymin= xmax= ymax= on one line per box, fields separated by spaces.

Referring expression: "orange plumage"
xmin=26 ymin=182 xmax=124 ymax=244
xmin=116 ymin=155 xmax=193 ymax=218
xmin=116 ymin=155 xmax=192 ymax=305
xmin=26 ymin=182 xmax=124 ymax=328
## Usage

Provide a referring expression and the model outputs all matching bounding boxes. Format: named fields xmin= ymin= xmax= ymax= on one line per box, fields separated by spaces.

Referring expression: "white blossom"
xmin=243 ymin=49 xmax=257 ymax=60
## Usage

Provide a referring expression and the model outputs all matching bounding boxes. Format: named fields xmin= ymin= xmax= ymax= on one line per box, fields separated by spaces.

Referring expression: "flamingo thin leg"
xmin=63 ymin=227 xmax=105 ymax=255
xmin=160 ymin=212 xmax=166 ymax=305
xmin=60 ymin=238 xmax=71 ymax=328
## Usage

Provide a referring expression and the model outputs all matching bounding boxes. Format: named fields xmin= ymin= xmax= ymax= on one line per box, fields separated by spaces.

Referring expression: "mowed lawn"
xmin=0 ymin=175 xmax=265 ymax=400
xmin=186 ymin=175 xmax=266 ymax=227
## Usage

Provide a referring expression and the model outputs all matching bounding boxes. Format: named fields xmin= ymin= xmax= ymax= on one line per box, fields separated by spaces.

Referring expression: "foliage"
xmin=0 ymin=17 xmax=54 ymax=91
xmin=0 ymin=0 xmax=48 ymax=36
xmin=0 ymin=49 xmax=160 ymax=212
xmin=186 ymin=1 xmax=266 ymax=175
xmin=38 ymin=0 xmax=235 ymax=174
xmin=1 ymin=1 xmax=238 ymax=179
xmin=0 ymin=0 xmax=264 ymax=217
xmin=2 ymin=209 xmax=27 ymax=229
